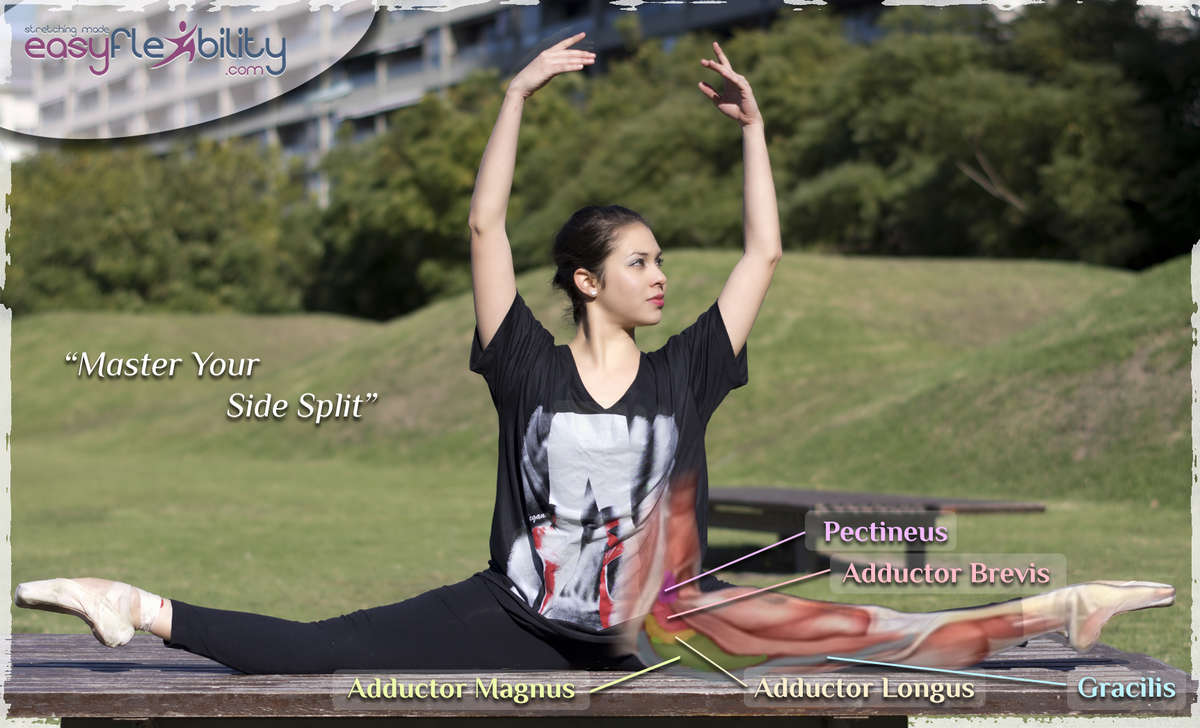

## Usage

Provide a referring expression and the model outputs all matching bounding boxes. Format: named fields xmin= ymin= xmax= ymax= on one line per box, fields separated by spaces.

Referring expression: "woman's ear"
xmin=573 ymin=268 xmax=600 ymax=299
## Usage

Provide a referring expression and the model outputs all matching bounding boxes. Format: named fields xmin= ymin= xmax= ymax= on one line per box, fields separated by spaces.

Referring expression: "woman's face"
xmin=591 ymin=222 xmax=667 ymax=328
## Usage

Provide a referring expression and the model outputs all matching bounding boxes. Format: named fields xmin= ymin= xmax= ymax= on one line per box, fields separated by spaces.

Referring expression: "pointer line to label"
xmin=667 ymin=569 xmax=831 ymax=620
xmin=826 ymin=656 xmax=1069 ymax=686
xmin=674 ymin=636 xmax=748 ymax=687
xmin=667 ymin=531 xmax=806 ymax=592
xmin=589 ymin=657 xmax=681 ymax=693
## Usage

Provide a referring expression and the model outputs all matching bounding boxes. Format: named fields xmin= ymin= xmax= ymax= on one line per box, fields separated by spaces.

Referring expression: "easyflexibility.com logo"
xmin=24 ymin=21 xmax=287 ymax=77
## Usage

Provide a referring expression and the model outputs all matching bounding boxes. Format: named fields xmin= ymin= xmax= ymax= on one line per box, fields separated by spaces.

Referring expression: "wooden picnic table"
xmin=7 ymin=633 xmax=1192 ymax=724
xmin=708 ymin=487 xmax=1046 ymax=572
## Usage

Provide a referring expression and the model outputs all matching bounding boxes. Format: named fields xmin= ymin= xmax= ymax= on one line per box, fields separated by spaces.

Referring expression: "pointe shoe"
xmin=1064 ymin=580 xmax=1175 ymax=652
xmin=14 ymin=578 xmax=136 ymax=647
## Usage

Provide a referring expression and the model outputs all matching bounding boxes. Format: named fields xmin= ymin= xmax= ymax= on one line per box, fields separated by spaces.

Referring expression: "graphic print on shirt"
xmin=506 ymin=406 xmax=679 ymax=630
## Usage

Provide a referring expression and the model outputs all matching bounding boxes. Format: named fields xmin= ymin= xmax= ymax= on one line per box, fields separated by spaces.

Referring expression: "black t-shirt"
xmin=469 ymin=293 xmax=748 ymax=645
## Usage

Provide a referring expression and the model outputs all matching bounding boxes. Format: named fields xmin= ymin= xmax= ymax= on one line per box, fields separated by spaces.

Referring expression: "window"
xmin=148 ymin=65 xmax=173 ymax=89
xmin=196 ymin=91 xmax=220 ymax=121
xmin=451 ymin=15 xmax=495 ymax=51
xmin=231 ymin=83 xmax=257 ymax=109
xmin=426 ymin=30 xmax=441 ymax=66
xmin=41 ymin=99 xmax=65 ymax=122
xmin=344 ymin=54 xmax=376 ymax=89
xmin=278 ymin=119 xmax=316 ymax=157
xmin=386 ymin=45 xmax=423 ymax=78
xmin=146 ymin=105 xmax=172 ymax=130
xmin=351 ymin=115 xmax=376 ymax=143
xmin=78 ymin=87 xmax=99 ymax=111
xmin=108 ymin=75 xmax=131 ymax=104
xmin=542 ymin=0 xmax=589 ymax=25
xmin=43 ymin=59 xmax=66 ymax=81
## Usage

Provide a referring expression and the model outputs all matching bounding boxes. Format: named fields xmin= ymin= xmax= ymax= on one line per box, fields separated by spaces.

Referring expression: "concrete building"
xmin=0 ymin=47 xmax=37 ymax=160
xmin=24 ymin=1 xmax=369 ymax=140
xmin=24 ymin=2 xmax=781 ymax=137
xmin=3 ymin=2 xmax=47 ymax=160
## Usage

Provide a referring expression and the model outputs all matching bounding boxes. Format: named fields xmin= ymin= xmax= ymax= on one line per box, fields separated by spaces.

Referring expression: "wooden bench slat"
xmin=8 ymin=634 xmax=1193 ymax=718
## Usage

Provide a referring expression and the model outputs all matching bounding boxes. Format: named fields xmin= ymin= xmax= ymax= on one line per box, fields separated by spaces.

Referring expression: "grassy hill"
xmin=10 ymin=251 xmax=1190 ymax=671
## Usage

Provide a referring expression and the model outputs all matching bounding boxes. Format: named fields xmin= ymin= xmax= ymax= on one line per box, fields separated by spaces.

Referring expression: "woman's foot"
xmin=14 ymin=578 xmax=163 ymax=647
xmin=1062 ymin=581 xmax=1175 ymax=652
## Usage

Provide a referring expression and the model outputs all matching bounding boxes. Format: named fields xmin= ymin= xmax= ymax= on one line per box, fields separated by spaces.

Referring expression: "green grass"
xmin=10 ymin=251 xmax=1190 ymax=672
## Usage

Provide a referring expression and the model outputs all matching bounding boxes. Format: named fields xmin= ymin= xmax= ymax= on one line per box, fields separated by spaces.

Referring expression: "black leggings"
xmin=163 ymin=573 xmax=641 ymax=674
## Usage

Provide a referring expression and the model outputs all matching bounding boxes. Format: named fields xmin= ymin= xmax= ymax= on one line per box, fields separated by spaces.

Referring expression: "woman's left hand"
xmin=698 ymin=41 xmax=763 ymax=127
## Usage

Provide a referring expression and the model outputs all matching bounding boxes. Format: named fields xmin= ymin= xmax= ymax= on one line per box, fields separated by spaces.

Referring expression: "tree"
xmin=5 ymin=139 xmax=319 ymax=313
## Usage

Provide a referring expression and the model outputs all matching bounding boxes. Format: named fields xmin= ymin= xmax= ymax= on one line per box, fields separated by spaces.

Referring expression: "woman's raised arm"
xmin=469 ymin=33 xmax=595 ymax=349
xmin=697 ymin=42 xmax=783 ymax=357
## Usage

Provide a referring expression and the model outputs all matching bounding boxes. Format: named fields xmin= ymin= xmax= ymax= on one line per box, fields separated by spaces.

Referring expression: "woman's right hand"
xmin=508 ymin=32 xmax=595 ymax=99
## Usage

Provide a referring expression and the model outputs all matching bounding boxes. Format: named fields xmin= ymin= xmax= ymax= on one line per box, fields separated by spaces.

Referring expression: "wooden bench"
xmin=6 ymin=633 xmax=1193 ymax=724
xmin=708 ymin=487 xmax=1046 ymax=572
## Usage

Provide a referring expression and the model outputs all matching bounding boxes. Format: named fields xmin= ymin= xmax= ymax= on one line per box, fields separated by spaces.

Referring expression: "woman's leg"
xmin=164 ymin=578 xmax=564 ymax=673
xmin=16 ymin=574 xmax=580 ymax=674
xmin=651 ymin=579 xmax=1175 ymax=672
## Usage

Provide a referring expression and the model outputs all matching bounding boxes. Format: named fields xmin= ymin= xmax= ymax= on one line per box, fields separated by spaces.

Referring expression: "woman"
xmin=15 ymin=34 xmax=1173 ymax=675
